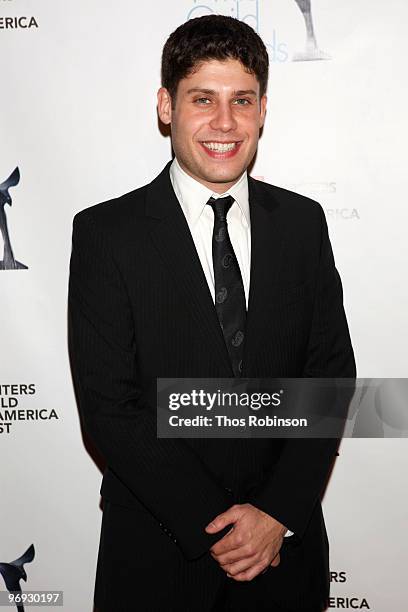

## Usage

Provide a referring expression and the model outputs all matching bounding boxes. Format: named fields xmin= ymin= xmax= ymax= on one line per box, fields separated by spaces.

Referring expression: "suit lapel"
xmin=242 ymin=176 xmax=284 ymax=375
xmin=145 ymin=162 xmax=284 ymax=377
xmin=146 ymin=161 xmax=233 ymax=375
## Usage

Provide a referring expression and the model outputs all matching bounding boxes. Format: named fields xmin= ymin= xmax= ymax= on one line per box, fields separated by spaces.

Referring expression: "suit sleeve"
xmin=249 ymin=204 xmax=356 ymax=539
xmin=68 ymin=210 xmax=232 ymax=560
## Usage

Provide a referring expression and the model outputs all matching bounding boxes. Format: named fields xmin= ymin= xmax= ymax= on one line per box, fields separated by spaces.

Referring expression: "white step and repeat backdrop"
xmin=1 ymin=1 xmax=407 ymax=610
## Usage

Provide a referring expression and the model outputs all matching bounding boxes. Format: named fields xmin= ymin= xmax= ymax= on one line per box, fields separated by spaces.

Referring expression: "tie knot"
xmin=207 ymin=195 xmax=235 ymax=221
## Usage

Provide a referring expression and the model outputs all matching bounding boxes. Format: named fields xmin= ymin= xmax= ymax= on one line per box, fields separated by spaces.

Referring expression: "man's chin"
xmin=199 ymin=167 xmax=245 ymax=185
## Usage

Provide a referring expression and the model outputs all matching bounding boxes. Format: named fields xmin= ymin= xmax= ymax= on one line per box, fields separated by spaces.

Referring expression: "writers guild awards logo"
xmin=187 ymin=0 xmax=331 ymax=62
xmin=0 ymin=167 xmax=28 ymax=270
xmin=187 ymin=0 xmax=259 ymax=31
xmin=293 ymin=0 xmax=331 ymax=61
xmin=0 ymin=544 xmax=35 ymax=612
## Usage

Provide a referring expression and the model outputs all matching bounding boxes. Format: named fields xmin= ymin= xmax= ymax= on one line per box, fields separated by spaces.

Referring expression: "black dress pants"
xmin=212 ymin=576 xmax=325 ymax=612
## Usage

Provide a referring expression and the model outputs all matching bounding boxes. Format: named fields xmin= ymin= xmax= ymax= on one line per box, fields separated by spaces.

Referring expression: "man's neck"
xmin=175 ymin=157 xmax=246 ymax=194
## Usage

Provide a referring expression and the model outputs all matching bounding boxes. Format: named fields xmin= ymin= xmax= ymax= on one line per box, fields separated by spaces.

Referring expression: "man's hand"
xmin=205 ymin=503 xmax=287 ymax=581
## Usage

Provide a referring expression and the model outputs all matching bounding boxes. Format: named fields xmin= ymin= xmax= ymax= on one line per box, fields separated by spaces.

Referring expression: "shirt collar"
xmin=169 ymin=156 xmax=250 ymax=229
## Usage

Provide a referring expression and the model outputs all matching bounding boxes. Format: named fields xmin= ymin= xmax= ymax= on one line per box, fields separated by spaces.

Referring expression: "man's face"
xmin=157 ymin=58 xmax=267 ymax=193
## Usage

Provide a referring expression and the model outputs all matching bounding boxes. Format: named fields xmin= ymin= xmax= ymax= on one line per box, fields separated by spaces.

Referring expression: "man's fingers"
xmin=231 ymin=552 xmax=281 ymax=582
xmin=205 ymin=505 xmax=241 ymax=534
xmin=210 ymin=523 xmax=248 ymax=556
xmin=229 ymin=560 xmax=269 ymax=582
xmin=211 ymin=543 xmax=256 ymax=566
xmin=270 ymin=552 xmax=280 ymax=567
xmin=222 ymin=553 xmax=260 ymax=576
xmin=225 ymin=551 xmax=281 ymax=580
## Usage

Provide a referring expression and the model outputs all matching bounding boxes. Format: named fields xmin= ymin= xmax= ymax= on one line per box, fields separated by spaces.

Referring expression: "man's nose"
xmin=209 ymin=103 xmax=238 ymax=132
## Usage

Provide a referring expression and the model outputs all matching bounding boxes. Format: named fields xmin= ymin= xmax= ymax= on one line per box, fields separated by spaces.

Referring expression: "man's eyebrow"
xmin=186 ymin=88 xmax=257 ymax=96
xmin=233 ymin=89 xmax=257 ymax=96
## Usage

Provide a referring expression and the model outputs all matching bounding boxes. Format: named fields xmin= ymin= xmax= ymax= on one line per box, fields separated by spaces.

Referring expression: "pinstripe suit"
xmin=68 ymin=160 xmax=355 ymax=611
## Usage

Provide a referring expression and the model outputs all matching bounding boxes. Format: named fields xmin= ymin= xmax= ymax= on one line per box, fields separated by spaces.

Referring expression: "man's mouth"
xmin=199 ymin=141 xmax=242 ymax=158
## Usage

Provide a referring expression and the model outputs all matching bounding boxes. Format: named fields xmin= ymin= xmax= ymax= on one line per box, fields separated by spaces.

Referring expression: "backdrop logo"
xmin=187 ymin=0 xmax=258 ymax=30
xmin=325 ymin=208 xmax=360 ymax=221
xmin=254 ymin=178 xmax=358 ymax=221
xmin=282 ymin=181 xmax=337 ymax=195
xmin=329 ymin=570 xmax=370 ymax=609
xmin=0 ymin=16 xmax=38 ymax=29
xmin=186 ymin=0 xmax=288 ymax=62
xmin=0 ymin=384 xmax=59 ymax=435
xmin=186 ymin=0 xmax=330 ymax=63
xmin=292 ymin=0 xmax=330 ymax=61
xmin=0 ymin=167 xmax=28 ymax=270
xmin=0 ymin=544 xmax=35 ymax=612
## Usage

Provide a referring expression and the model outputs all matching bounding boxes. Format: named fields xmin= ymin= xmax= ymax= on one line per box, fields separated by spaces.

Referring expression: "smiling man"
xmin=68 ymin=14 xmax=355 ymax=612
xmin=160 ymin=58 xmax=266 ymax=190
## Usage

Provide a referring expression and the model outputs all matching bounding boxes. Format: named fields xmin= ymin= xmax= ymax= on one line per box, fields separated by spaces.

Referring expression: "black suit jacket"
xmin=68 ymin=160 xmax=356 ymax=611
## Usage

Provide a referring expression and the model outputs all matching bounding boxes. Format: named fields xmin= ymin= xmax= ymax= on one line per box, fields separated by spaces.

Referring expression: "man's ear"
xmin=157 ymin=87 xmax=172 ymax=125
xmin=259 ymin=94 xmax=267 ymax=129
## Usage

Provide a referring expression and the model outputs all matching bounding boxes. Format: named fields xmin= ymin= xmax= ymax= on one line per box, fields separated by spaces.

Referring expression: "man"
xmin=68 ymin=15 xmax=355 ymax=612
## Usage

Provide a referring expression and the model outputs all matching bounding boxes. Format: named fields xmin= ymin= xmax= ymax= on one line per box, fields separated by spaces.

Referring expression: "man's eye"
xmin=195 ymin=97 xmax=211 ymax=104
xmin=234 ymin=98 xmax=250 ymax=105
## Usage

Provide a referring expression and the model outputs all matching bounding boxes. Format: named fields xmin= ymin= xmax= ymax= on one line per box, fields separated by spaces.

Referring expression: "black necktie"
xmin=207 ymin=195 xmax=246 ymax=377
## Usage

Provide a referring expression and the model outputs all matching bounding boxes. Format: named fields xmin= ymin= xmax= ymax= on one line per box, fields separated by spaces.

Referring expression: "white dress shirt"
xmin=169 ymin=156 xmax=250 ymax=309
xmin=169 ymin=157 xmax=294 ymax=539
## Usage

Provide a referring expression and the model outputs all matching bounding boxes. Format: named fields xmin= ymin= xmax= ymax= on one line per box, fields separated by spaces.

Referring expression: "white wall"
xmin=1 ymin=1 xmax=407 ymax=610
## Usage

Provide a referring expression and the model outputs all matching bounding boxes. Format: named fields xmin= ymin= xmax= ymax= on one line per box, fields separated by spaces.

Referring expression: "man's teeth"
xmin=202 ymin=142 xmax=238 ymax=152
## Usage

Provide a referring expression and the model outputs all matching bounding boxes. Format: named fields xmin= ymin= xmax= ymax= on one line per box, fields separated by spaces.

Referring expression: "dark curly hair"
xmin=161 ymin=15 xmax=269 ymax=108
